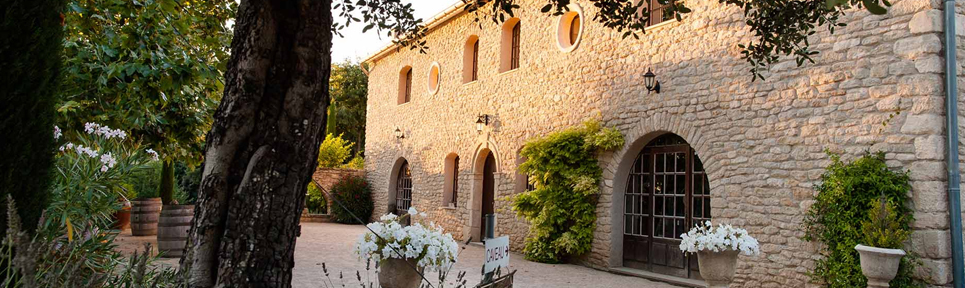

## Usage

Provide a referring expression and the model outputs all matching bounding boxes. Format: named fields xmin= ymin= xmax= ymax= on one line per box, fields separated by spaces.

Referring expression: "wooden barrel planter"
xmin=130 ymin=198 xmax=162 ymax=236
xmin=157 ymin=204 xmax=194 ymax=258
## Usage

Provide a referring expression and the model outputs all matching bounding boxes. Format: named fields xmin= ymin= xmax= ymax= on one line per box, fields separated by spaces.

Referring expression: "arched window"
xmin=463 ymin=36 xmax=479 ymax=83
xmin=395 ymin=160 xmax=412 ymax=213
xmin=638 ymin=0 xmax=673 ymax=27
xmin=443 ymin=154 xmax=460 ymax=207
xmin=398 ymin=66 xmax=412 ymax=104
xmin=499 ymin=18 xmax=521 ymax=72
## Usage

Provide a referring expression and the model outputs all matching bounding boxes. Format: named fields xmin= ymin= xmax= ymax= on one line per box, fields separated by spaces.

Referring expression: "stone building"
xmin=360 ymin=0 xmax=965 ymax=286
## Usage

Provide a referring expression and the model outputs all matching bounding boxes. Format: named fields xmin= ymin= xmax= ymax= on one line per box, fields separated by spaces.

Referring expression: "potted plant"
xmin=679 ymin=221 xmax=761 ymax=288
xmin=354 ymin=207 xmax=459 ymax=288
xmin=855 ymin=198 xmax=910 ymax=288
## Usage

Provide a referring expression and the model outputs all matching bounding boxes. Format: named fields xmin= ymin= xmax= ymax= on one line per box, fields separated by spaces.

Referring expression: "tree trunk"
xmin=180 ymin=0 xmax=332 ymax=287
xmin=160 ymin=160 xmax=175 ymax=204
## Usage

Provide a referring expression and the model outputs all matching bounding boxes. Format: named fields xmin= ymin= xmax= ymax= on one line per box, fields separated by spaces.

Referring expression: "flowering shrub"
xmin=49 ymin=123 xmax=157 ymax=238
xmin=354 ymin=207 xmax=459 ymax=271
xmin=679 ymin=221 xmax=761 ymax=256
xmin=328 ymin=175 xmax=373 ymax=224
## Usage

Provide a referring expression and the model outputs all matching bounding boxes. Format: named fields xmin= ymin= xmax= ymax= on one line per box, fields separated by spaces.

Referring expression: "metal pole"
xmin=943 ymin=0 xmax=964 ymax=286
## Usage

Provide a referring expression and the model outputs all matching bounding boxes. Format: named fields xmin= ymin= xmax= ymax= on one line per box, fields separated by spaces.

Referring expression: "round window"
xmin=427 ymin=62 xmax=441 ymax=95
xmin=556 ymin=4 xmax=584 ymax=53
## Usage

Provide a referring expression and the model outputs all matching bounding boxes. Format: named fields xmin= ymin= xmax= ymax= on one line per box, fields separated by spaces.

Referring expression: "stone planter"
xmin=697 ymin=249 xmax=739 ymax=288
xmin=855 ymin=244 xmax=906 ymax=288
xmin=378 ymin=258 xmax=424 ymax=288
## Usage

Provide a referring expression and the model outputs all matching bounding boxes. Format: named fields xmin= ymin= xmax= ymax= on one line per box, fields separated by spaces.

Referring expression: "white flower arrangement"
xmin=679 ymin=221 xmax=761 ymax=256
xmin=354 ymin=207 xmax=459 ymax=272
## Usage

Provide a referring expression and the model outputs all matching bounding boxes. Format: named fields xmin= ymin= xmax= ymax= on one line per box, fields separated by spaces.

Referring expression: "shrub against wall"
xmin=803 ymin=151 xmax=918 ymax=287
xmin=328 ymin=175 xmax=374 ymax=224
xmin=512 ymin=119 xmax=624 ymax=263
xmin=317 ymin=134 xmax=354 ymax=169
xmin=306 ymin=182 xmax=328 ymax=214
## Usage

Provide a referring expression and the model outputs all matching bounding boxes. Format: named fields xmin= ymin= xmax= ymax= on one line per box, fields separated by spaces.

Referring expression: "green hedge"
xmin=0 ymin=0 xmax=67 ymax=232
xmin=328 ymin=175 xmax=373 ymax=224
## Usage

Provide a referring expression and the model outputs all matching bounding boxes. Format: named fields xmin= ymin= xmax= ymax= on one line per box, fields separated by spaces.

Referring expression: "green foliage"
xmin=328 ymin=175 xmax=374 ymax=224
xmin=306 ymin=182 xmax=328 ymax=215
xmin=49 ymin=125 xmax=154 ymax=237
xmin=466 ymin=0 xmax=890 ymax=80
xmin=342 ymin=154 xmax=365 ymax=170
xmin=126 ymin=161 xmax=163 ymax=200
xmin=0 ymin=0 xmax=65 ymax=233
xmin=317 ymin=134 xmax=355 ymax=169
xmin=329 ymin=60 xmax=369 ymax=156
xmin=2 ymin=196 xmax=183 ymax=287
xmin=803 ymin=151 xmax=919 ymax=287
xmin=176 ymin=164 xmax=202 ymax=204
xmin=512 ymin=119 xmax=624 ymax=263
xmin=58 ymin=0 xmax=235 ymax=167
xmin=862 ymin=198 xmax=910 ymax=249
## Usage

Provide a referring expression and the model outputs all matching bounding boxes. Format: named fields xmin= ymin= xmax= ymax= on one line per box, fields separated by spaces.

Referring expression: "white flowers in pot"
xmin=354 ymin=207 xmax=459 ymax=288
xmin=679 ymin=221 xmax=761 ymax=255
xmin=679 ymin=221 xmax=760 ymax=288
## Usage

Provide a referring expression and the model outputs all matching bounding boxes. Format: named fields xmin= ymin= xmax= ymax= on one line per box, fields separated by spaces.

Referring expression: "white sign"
xmin=484 ymin=236 xmax=510 ymax=273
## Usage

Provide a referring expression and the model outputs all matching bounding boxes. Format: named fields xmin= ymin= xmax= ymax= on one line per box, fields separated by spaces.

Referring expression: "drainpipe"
xmin=943 ymin=0 xmax=964 ymax=287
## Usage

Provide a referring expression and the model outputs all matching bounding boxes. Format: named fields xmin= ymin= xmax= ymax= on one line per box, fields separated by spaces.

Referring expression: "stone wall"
xmin=306 ymin=167 xmax=366 ymax=216
xmin=362 ymin=0 xmax=960 ymax=286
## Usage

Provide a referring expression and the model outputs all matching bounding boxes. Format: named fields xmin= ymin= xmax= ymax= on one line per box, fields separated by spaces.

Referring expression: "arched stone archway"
xmin=610 ymin=132 xmax=712 ymax=279
xmin=465 ymin=143 xmax=500 ymax=242
xmin=387 ymin=157 xmax=411 ymax=214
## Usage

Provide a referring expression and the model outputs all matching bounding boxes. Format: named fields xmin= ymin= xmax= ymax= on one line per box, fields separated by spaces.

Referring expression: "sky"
xmin=330 ymin=0 xmax=461 ymax=63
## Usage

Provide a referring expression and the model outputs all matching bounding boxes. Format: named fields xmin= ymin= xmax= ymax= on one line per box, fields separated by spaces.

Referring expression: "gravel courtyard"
xmin=116 ymin=222 xmax=681 ymax=288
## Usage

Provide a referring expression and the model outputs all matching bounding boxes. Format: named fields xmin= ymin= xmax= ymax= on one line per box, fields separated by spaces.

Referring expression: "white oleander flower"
xmin=84 ymin=122 xmax=99 ymax=134
xmin=146 ymin=149 xmax=160 ymax=161
xmin=53 ymin=126 xmax=62 ymax=140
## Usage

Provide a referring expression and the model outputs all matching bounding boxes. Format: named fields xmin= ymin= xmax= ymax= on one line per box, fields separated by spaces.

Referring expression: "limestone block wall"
xmin=362 ymin=0 xmax=960 ymax=286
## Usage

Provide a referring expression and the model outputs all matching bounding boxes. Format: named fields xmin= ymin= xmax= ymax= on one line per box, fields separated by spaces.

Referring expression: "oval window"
xmin=427 ymin=62 xmax=441 ymax=95
xmin=556 ymin=4 xmax=584 ymax=53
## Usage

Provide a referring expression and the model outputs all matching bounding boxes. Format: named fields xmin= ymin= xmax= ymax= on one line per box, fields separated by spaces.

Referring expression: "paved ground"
xmin=117 ymin=222 xmax=679 ymax=288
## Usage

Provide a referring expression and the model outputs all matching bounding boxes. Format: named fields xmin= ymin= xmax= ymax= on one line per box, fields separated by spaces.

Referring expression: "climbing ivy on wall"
xmin=803 ymin=151 xmax=920 ymax=287
xmin=512 ymin=120 xmax=625 ymax=263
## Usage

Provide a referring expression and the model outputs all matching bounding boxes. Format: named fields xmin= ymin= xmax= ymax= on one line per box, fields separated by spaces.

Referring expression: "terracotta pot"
xmin=855 ymin=244 xmax=905 ymax=288
xmin=378 ymin=258 xmax=424 ymax=288
xmin=697 ymin=249 xmax=739 ymax=288
xmin=111 ymin=207 xmax=131 ymax=230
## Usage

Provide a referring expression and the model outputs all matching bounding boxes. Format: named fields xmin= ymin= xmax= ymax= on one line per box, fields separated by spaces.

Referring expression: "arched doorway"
xmin=623 ymin=133 xmax=710 ymax=279
xmin=394 ymin=160 xmax=412 ymax=214
xmin=481 ymin=153 xmax=496 ymax=239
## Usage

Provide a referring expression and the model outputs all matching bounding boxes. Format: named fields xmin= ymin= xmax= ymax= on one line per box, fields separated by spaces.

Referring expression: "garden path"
xmin=115 ymin=222 xmax=681 ymax=288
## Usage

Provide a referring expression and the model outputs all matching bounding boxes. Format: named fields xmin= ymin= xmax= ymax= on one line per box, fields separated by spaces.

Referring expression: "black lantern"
xmin=644 ymin=67 xmax=660 ymax=94
xmin=476 ymin=114 xmax=492 ymax=132
xmin=394 ymin=127 xmax=405 ymax=139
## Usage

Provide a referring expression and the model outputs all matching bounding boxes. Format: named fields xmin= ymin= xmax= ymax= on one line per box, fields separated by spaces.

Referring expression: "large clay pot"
xmin=697 ymin=249 xmax=739 ymax=288
xmin=855 ymin=244 xmax=906 ymax=288
xmin=111 ymin=206 xmax=131 ymax=230
xmin=378 ymin=258 xmax=424 ymax=288
xmin=157 ymin=205 xmax=194 ymax=258
xmin=130 ymin=198 xmax=162 ymax=236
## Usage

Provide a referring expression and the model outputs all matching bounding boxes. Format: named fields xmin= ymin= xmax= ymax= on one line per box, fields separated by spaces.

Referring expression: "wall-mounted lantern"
xmin=475 ymin=114 xmax=492 ymax=132
xmin=394 ymin=127 xmax=405 ymax=139
xmin=644 ymin=67 xmax=661 ymax=94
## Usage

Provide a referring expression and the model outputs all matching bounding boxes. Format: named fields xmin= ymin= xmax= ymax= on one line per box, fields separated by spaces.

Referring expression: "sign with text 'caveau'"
xmin=484 ymin=236 xmax=510 ymax=273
